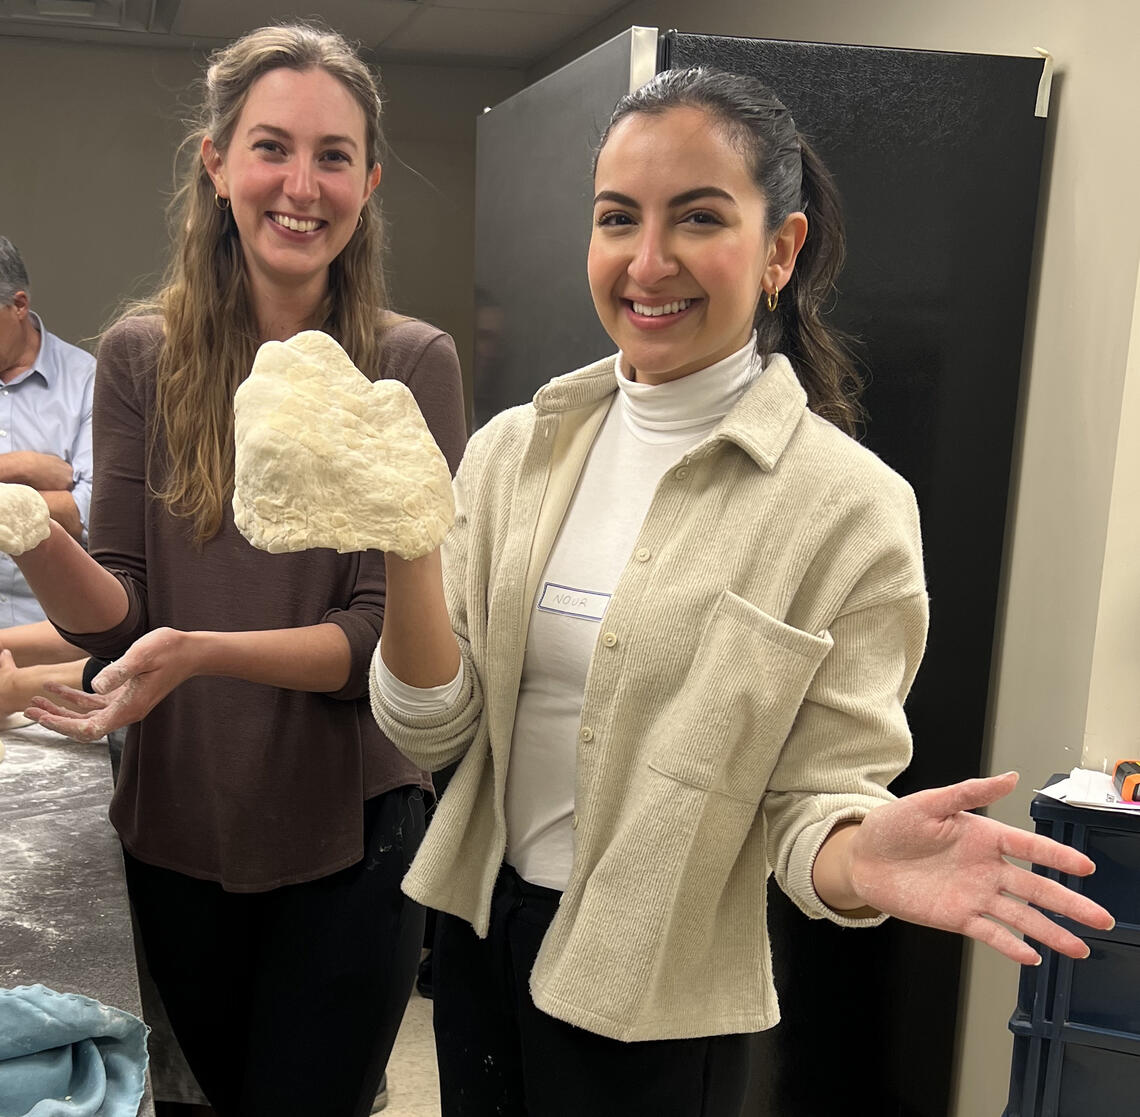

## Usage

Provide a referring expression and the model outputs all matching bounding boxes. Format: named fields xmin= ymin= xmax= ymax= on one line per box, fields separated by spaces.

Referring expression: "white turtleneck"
xmin=506 ymin=336 xmax=765 ymax=888
xmin=376 ymin=336 xmax=766 ymax=889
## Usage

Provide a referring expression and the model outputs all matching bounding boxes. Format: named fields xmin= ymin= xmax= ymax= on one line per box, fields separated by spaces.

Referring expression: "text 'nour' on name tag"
xmin=537 ymin=582 xmax=610 ymax=622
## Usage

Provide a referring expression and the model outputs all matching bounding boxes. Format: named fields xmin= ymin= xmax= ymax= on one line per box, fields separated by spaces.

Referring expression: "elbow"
xmin=396 ymin=735 xmax=473 ymax=774
xmin=324 ymin=667 xmax=367 ymax=701
xmin=368 ymin=664 xmax=481 ymax=772
xmin=52 ymin=504 xmax=84 ymax=542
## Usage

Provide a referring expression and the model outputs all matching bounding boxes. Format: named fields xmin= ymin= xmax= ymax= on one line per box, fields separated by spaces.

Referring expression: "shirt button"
xmin=0 ymin=430 xmax=7 ymax=438
xmin=572 ymin=814 xmax=580 ymax=830
xmin=602 ymin=631 xmax=618 ymax=648
xmin=634 ymin=547 xmax=651 ymax=562
xmin=675 ymin=466 xmax=689 ymax=480
xmin=579 ymin=727 xmax=594 ymax=743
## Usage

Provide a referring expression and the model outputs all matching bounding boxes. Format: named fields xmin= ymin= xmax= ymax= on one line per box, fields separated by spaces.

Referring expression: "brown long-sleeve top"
xmin=61 ymin=313 xmax=467 ymax=891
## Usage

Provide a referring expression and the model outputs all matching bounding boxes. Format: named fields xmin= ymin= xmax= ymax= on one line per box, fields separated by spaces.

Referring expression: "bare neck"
xmin=250 ymin=274 xmax=329 ymax=344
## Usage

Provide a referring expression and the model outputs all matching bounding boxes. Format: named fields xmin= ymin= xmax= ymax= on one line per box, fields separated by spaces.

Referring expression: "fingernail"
xmin=1083 ymin=946 xmax=1092 ymax=959
xmin=1033 ymin=957 xmax=1042 ymax=966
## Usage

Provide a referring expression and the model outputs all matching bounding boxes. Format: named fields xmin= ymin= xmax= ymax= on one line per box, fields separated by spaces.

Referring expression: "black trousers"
xmin=433 ymin=865 xmax=752 ymax=1117
xmin=124 ymin=786 xmax=426 ymax=1117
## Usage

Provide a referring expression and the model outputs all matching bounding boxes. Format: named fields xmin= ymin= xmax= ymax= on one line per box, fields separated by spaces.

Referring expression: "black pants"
xmin=433 ymin=865 xmax=752 ymax=1117
xmin=124 ymin=787 xmax=426 ymax=1117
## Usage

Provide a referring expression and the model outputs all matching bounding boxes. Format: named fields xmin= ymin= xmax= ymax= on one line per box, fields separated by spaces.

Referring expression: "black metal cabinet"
xmin=1006 ymin=789 xmax=1140 ymax=1116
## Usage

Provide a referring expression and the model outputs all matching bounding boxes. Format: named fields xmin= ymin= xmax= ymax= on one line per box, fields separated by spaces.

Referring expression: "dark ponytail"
xmin=596 ymin=68 xmax=863 ymax=436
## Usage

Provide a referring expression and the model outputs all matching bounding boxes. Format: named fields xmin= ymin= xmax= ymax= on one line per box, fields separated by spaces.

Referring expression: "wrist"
xmin=14 ymin=517 xmax=65 ymax=565
xmin=384 ymin=546 xmax=442 ymax=581
xmin=839 ymin=822 xmax=864 ymax=907
xmin=814 ymin=819 xmax=873 ymax=915
xmin=177 ymin=629 xmax=213 ymax=680
xmin=0 ymin=451 xmax=27 ymax=485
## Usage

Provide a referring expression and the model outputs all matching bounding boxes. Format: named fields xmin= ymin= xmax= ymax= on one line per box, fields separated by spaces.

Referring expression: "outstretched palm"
xmin=25 ymin=627 xmax=191 ymax=743
xmin=848 ymin=773 xmax=1114 ymax=964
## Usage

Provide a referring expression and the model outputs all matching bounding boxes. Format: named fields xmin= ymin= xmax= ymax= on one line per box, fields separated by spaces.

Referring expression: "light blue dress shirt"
xmin=0 ymin=311 xmax=95 ymax=627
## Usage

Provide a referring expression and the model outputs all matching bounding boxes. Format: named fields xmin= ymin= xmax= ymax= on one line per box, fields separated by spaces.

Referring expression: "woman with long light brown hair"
xmin=6 ymin=23 xmax=466 ymax=1117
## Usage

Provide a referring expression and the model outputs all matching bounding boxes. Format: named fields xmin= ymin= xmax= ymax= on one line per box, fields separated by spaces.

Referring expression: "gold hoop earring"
xmin=214 ymin=193 xmax=230 ymax=211
xmin=766 ymin=288 xmax=779 ymax=312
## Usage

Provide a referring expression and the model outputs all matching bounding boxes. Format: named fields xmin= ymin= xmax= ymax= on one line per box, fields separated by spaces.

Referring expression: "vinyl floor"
xmin=381 ymin=990 xmax=441 ymax=1116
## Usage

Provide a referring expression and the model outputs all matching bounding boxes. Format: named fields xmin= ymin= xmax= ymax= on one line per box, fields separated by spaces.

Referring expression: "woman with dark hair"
xmin=5 ymin=22 xmax=466 ymax=1117
xmin=369 ymin=67 xmax=1112 ymax=1116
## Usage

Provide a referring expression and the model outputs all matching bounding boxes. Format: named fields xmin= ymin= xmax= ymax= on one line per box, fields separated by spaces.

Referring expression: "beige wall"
xmin=538 ymin=3 xmax=1138 ymax=1115
xmin=0 ymin=36 xmax=522 ymax=412
xmin=1084 ymin=259 xmax=1140 ymax=772
xmin=0 ymin=39 xmax=199 ymax=347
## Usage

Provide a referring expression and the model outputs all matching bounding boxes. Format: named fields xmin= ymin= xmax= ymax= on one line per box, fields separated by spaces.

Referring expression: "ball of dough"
xmin=233 ymin=330 xmax=455 ymax=560
xmin=0 ymin=482 xmax=51 ymax=556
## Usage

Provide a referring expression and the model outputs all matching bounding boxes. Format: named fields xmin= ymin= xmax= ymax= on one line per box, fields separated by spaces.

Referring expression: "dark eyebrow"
xmin=592 ymin=186 xmax=737 ymax=208
xmin=248 ymin=124 xmax=359 ymax=150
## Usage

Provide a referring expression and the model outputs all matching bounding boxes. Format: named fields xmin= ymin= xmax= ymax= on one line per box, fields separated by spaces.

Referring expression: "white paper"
xmin=1034 ymin=48 xmax=1054 ymax=119
xmin=1035 ymin=767 xmax=1140 ymax=812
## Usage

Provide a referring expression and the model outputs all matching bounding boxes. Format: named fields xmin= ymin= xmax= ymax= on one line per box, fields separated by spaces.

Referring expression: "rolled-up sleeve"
xmin=370 ymin=436 xmax=486 ymax=770
xmin=763 ymin=588 xmax=929 ymax=926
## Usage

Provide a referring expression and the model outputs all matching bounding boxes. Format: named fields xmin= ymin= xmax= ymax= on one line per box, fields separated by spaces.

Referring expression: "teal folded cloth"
xmin=0 ymin=985 xmax=148 ymax=1117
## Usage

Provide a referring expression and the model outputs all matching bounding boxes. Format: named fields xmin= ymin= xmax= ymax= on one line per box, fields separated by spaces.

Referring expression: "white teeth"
xmin=631 ymin=298 xmax=693 ymax=317
xmin=271 ymin=213 xmax=322 ymax=233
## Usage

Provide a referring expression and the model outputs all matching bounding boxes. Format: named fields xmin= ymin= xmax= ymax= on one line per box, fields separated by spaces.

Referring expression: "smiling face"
xmin=202 ymin=66 xmax=380 ymax=305
xmin=589 ymin=105 xmax=800 ymax=385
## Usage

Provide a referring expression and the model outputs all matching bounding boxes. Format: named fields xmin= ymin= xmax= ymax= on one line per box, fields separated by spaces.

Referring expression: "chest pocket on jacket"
xmin=647 ymin=590 xmax=833 ymax=804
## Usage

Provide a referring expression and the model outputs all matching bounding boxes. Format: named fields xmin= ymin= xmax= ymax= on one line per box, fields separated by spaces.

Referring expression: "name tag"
xmin=538 ymin=582 xmax=610 ymax=622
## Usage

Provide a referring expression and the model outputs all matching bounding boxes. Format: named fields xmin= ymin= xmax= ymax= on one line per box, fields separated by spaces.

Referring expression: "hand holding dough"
xmin=0 ymin=482 xmax=51 ymax=556
xmin=233 ymin=330 xmax=455 ymax=559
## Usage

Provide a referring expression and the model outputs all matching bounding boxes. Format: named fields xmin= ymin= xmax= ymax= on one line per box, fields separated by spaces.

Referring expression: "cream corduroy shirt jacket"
xmin=371 ymin=352 xmax=928 ymax=1042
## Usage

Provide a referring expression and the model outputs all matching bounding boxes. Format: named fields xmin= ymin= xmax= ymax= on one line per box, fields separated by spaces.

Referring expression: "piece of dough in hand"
xmin=233 ymin=330 xmax=455 ymax=559
xmin=0 ymin=482 xmax=51 ymax=556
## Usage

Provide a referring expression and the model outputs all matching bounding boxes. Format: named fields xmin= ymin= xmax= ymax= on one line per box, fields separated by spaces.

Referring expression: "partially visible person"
xmin=0 ymin=620 xmax=88 ymax=720
xmin=4 ymin=23 xmax=466 ymax=1117
xmin=0 ymin=648 xmax=84 ymax=718
xmin=0 ymin=236 xmax=94 ymax=628
xmin=0 ymin=619 xmax=86 ymax=664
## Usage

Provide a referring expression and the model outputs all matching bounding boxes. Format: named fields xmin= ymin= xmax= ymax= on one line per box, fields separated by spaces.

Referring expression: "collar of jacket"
xmin=531 ymin=351 xmax=809 ymax=472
